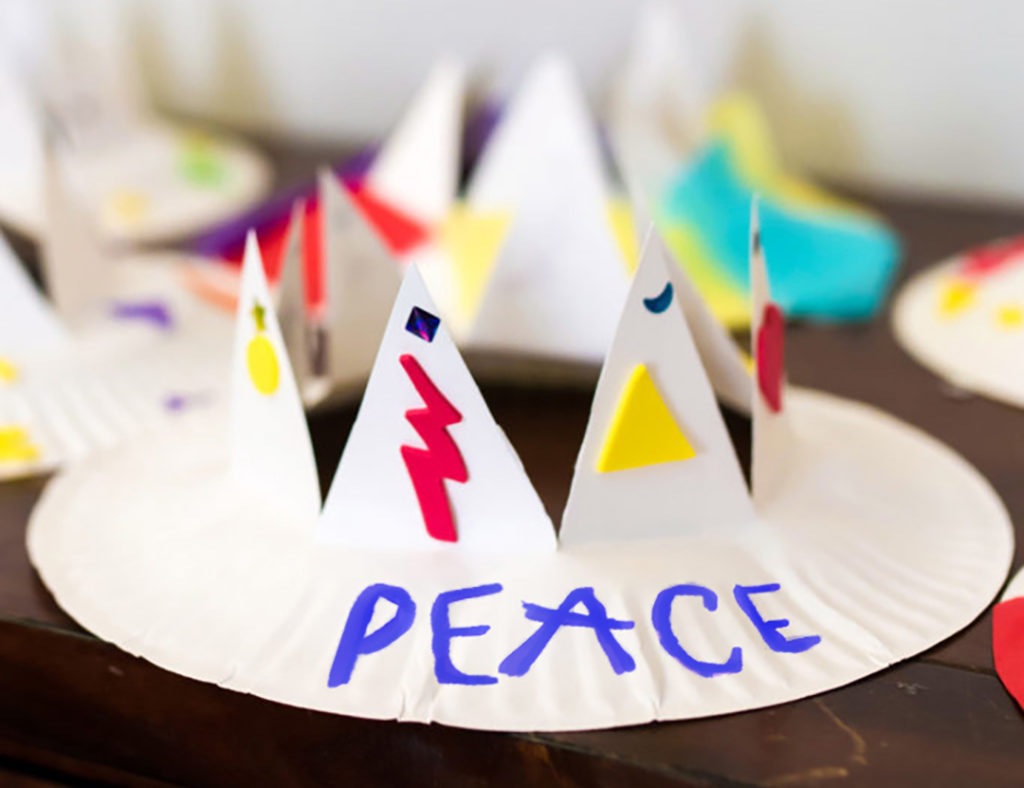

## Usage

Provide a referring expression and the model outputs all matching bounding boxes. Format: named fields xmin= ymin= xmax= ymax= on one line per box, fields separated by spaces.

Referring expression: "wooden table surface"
xmin=2 ymin=152 xmax=1024 ymax=786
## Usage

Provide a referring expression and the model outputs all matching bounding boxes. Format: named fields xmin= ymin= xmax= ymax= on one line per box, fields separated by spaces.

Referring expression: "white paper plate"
xmin=0 ymin=122 xmax=271 ymax=244
xmin=0 ymin=254 xmax=233 ymax=480
xmin=893 ymin=245 xmax=1024 ymax=407
xmin=27 ymin=387 xmax=1012 ymax=731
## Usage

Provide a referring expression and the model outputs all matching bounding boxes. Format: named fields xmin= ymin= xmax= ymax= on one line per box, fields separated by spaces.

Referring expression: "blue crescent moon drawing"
xmin=643 ymin=282 xmax=674 ymax=314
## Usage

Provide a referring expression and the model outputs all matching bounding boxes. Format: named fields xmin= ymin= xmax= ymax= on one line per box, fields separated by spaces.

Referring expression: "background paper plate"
xmin=0 ymin=123 xmax=272 ymax=245
xmin=893 ymin=240 xmax=1024 ymax=407
xmin=27 ymin=388 xmax=1012 ymax=731
xmin=0 ymin=254 xmax=232 ymax=480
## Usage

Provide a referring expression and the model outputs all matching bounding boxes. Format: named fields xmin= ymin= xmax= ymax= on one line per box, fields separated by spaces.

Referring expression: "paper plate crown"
xmin=28 ymin=204 xmax=1010 ymax=731
xmin=27 ymin=198 xmax=1012 ymax=734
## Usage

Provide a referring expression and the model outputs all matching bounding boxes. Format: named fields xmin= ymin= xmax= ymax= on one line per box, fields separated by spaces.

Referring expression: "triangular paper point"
xmin=231 ymin=231 xmax=320 ymax=519
xmin=316 ymin=168 xmax=402 ymax=391
xmin=465 ymin=55 xmax=629 ymax=361
xmin=750 ymin=197 xmax=793 ymax=507
xmin=608 ymin=2 xmax=704 ymax=206
xmin=365 ymin=58 xmax=464 ymax=225
xmin=318 ymin=263 xmax=555 ymax=552
xmin=0 ymin=232 xmax=69 ymax=356
xmin=275 ymin=201 xmax=309 ymax=384
xmin=41 ymin=146 xmax=110 ymax=320
xmin=596 ymin=364 xmax=695 ymax=473
xmin=560 ymin=228 xmax=752 ymax=545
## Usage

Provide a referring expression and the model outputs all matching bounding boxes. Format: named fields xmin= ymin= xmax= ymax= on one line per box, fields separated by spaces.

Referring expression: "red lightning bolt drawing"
xmin=399 ymin=353 xmax=468 ymax=542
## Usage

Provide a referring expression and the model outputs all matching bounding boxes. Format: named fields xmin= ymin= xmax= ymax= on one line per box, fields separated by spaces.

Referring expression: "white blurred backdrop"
xmin=33 ymin=0 xmax=1024 ymax=203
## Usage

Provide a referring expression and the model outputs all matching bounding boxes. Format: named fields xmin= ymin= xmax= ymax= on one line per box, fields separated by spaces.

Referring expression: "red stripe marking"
xmin=399 ymin=354 xmax=468 ymax=543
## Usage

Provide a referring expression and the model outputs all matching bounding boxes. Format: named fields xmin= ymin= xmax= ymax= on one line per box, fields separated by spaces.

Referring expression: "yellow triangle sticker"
xmin=438 ymin=204 xmax=510 ymax=325
xmin=597 ymin=365 xmax=696 ymax=473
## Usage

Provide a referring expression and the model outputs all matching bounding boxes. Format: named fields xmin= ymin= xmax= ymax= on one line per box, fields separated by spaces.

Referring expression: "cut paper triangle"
xmin=465 ymin=55 xmax=629 ymax=361
xmin=0 ymin=59 xmax=44 ymax=235
xmin=608 ymin=2 xmax=704 ymax=204
xmin=596 ymin=364 xmax=696 ymax=473
xmin=0 ymin=232 xmax=68 ymax=358
xmin=274 ymin=201 xmax=308 ymax=385
xmin=750 ymin=200 xmax=793 ymax=508
xmin=319 ymin=169 xmax=403 ymax=392
xmin=40 ymin=145 xmax=111 ymax=321
xmin=346 ymin=183 xmax=430 ymax=257
xmin=468 ymin=54 xmax=611 ymax=210
xmin=561 ymin=227 xmax=753 ymax=545
xmin=629 ymin=194 xmax=752 ymax=414
xmin=364 ymin=58 xmax=465 ymax=226
xmin=708 ymin=96 xmax=859 ymax=217
xmin=318 ymin=264 xmax=555 ymax=553
xmin=230 ymin=232 xmax=320 ymax=521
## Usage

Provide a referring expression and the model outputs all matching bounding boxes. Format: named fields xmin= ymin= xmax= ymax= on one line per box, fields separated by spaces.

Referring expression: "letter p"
xmin=328 ymin=583 xmax=416 ymax=687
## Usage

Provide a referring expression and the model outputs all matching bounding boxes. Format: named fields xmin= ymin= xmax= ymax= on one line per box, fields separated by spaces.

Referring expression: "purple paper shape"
xmin=162 ymin=391 xmax=213 ymax=413
xmin=336 ymin=143 xmax=379 ymax=184
xmin=190 ymin=145 xmax=379 ymax=261
xmin=110 ymin=300 xmax=174 ymax=331
xmin=163 ymin=393 xmax=188 ymax=412
xmin=462 ymin=100 xmax=503 ymax=179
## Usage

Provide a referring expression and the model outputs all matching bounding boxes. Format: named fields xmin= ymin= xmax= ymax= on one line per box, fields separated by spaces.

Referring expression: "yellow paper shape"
xmin=937 ymin=278 xmax=976 ymax=318
xmin=0 ymin=426 xmax=40 ymax=463
xmin=597 ymin=365 xmax=696 ymax=473
xmin=661 ymin=223 xmax=750 ymax=329
xmin=107 ymin=189 xmax=150 ymax=226
xmin=246 ymin=302 xmax=280 ymax=395
xmin=708 ymin=94 xmax=865 ymax=218
xmin=0 ymin=357 xmax=17 ymax=384
xmin=996 ymin=303 xmax=1024 ymax=330
xmin=606 ymin=198 xmax=639 ymax=274
xmin=438 ymin=204 xmax=509 ymax=325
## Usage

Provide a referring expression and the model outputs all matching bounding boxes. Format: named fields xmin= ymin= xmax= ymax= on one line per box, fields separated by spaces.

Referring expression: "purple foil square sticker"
xmin=405 ymin=306 xmax=440 ymax=343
